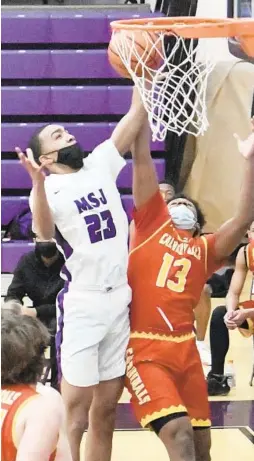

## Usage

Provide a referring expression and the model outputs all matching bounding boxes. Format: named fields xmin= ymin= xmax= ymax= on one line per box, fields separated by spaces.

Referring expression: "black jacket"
xmin=5 ymin=250 xmax=65 ymax=325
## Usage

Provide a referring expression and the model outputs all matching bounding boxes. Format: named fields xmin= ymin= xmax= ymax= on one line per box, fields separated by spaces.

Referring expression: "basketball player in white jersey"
xmin=16 ymin=86 xmax=147 ymax=461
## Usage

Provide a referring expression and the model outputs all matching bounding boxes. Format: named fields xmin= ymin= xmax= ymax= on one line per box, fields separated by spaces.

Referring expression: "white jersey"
xmin=30 ymin=139 xmax=129 ymax=289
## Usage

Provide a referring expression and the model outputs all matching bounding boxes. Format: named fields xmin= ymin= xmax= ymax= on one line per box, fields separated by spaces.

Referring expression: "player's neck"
xmin=28 ymin=383 xmax=37 ymax=391
xmin=48 ymin=164 xmax=81 ymax=175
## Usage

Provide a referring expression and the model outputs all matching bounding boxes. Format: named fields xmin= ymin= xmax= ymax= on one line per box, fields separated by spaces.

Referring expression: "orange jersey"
xmin=246 ymin=240 xmax=254 ymax=273
xmin=1 ymin=384 xmax=56 ymax=461
xmin=128 ymin=191 xmax=219 ymax=335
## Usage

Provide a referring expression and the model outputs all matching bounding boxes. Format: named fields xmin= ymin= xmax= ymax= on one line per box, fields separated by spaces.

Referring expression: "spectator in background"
xmin=5 ymin=238 xmax=64 ymax=388
xmin=1 ymin=310 xmax=72 ymax=461
xmin=207 ymin=222 xmax=254 ymax=396
xmin=158 ymin=178 xmax=176 ymax=202
xmin=195 ymin=249 xmax=238 ymax=365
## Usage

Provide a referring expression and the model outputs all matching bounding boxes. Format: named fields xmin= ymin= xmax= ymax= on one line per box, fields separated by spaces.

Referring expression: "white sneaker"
xmin=196 ymin=341 xmax=211 ymax=366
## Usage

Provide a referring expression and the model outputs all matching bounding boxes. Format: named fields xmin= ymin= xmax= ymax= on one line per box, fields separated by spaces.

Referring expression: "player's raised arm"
xmin=111 ymin=86 xmax=147 ymax=156
xmin=131 ymin=118 xmax=159 ymax=209
xmin=214 ymin=119 xmax=254 ymax=261
xmin=16 ymin=147 xmax=55 ymax=240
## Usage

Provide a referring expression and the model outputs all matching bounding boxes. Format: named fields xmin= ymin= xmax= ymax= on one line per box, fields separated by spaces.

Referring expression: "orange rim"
xmin=110 ymin=16 xmax=254 ymax=39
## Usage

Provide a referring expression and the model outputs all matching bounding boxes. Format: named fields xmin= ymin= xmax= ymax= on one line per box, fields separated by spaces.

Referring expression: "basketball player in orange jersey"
xmin=224 ymin=220 xmax=254 ymax=330
xmin=1 ymin=311 xmax=72 ymax=461
xmin=126 ymin=118 xmax=254 ymax=461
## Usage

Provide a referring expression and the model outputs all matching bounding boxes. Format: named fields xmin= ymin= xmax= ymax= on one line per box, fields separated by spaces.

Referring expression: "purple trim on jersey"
xmin=55 ymin=282 xmax=69 ymax=383
xmin=55 ymin=227 xmax=73 ymax=259
xmin=55 ymin=227 xmax=73 ymax=282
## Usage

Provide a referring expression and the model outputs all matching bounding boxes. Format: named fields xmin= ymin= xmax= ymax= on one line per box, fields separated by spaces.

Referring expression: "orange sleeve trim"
xmin=129 ymin=219 xmax=171 ymax=256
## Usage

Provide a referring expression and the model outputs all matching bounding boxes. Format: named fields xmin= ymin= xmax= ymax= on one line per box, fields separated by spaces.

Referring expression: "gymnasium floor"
xmin=80 ymin=274 xmax=254 ymax=460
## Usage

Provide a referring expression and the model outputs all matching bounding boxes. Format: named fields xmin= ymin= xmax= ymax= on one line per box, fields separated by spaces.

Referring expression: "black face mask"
xmin=35 ymin=242 xmax=58 ymax=259
xmin=57 ymin=143 xmax=84 ymax=170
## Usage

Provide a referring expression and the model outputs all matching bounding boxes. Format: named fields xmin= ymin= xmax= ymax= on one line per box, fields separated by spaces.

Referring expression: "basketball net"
xmin=111 ymin=30 xmax=215 ymax=141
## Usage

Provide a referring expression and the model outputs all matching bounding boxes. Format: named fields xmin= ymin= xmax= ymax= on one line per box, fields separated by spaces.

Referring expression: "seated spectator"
xmin=195 ymin=250 xmax=237 ymax=365
xmin=5 ymin=238 xmax=64 ymax=388
xmin=207 ymin=221 xmax=254 ymax=396
xmin=1 ymin=310 xmax=72 ymax=461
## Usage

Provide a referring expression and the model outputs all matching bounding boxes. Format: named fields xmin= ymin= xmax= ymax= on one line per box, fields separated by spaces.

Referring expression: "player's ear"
xmin=39 ymin=154 xmax=54 ymax=166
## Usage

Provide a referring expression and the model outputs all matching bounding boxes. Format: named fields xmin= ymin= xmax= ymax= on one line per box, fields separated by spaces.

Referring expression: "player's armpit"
xmin=16 ymin=394 xmax=63 ymax=461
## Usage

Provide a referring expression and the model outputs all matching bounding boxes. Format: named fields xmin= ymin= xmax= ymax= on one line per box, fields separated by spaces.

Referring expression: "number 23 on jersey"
xmin=84 ymin=210 xmax=116 ymax=244
xmin=156 ymin=253 xmax=191 ymax=293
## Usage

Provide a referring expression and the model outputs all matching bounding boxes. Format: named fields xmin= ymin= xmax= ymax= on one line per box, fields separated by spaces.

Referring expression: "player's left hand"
xmin=234 ymin=117 xmax=254 ymax=159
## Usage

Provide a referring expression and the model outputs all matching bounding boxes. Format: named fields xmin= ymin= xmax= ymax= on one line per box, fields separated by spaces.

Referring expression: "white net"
xmin=111 ymin=29 xmax=216 ymax=141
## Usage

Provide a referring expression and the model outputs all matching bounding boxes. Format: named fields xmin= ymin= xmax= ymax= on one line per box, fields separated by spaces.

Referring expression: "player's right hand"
xmin=15 ymin=147 xmax=45 ymax=184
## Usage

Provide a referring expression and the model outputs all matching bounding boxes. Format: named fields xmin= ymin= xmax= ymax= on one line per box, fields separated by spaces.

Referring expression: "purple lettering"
xmin=74 ymin=197 xmax=92 ymax=213
xmin=98 ymin=189 xmax=107 ymax=205
xmin=87 ymin=193 xmax=100 ymax=208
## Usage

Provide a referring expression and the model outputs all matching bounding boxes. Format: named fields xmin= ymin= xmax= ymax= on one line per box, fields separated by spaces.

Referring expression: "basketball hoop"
xmin=109 ymin=17 xmax=254 ymax=140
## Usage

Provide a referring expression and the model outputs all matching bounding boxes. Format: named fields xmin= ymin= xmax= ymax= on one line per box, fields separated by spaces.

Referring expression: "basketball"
xmin=108 ymin=30 xmax=162 ymax=79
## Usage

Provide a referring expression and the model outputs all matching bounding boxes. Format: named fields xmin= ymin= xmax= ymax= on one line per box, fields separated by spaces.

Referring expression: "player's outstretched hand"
xmin=234 ymin=117 xmax=254 ymax=159
xmin=15 ymin=147 xmax=45 ymax=184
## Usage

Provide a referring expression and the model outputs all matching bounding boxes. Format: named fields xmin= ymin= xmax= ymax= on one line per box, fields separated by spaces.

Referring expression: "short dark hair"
xmin=159 ymin=176 xmax=176 ymax=190
xmin=28 ymin=125 xmax=47 ymax=165
xmin=1 ymin=311 xmax=50 ymax=385
xmin=168 ymin=192 xmax=206 ymax=230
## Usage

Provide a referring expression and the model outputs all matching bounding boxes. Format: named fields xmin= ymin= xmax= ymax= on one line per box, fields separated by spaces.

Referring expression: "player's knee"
xmin=68 ymin=415 xmax=89 ymax=436
xmin=174 ymin=426 xmax=194 ymax=458
xmin=90 ymin=401 xmax=116 ymax=431
xmin=159 ymin=418 xmax=194 ymax=458
xmin=211 ymin=305 xmax=226 ymax=325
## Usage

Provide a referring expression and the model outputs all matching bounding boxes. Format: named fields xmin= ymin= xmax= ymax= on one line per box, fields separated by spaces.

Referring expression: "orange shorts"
xmin=125 ymin=335 xmax=210 ymax=429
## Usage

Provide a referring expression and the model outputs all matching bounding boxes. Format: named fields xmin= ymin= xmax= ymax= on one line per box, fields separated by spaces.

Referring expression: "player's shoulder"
xmin=21 ymin=385 xmax=63 ymax=421
xmin=84 ymin=138 xmax=119 ymax=168
xmin=35 ymin=382 xmax=62 ymax=403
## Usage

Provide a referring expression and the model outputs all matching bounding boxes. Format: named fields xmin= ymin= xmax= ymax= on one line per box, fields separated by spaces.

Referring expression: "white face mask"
xmin=169 ymin=204 xmax=197 ymax=230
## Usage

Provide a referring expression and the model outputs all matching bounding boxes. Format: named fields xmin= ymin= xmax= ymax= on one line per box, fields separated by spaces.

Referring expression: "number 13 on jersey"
xmin=156 ymin=253 xmax=191 ymax=293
